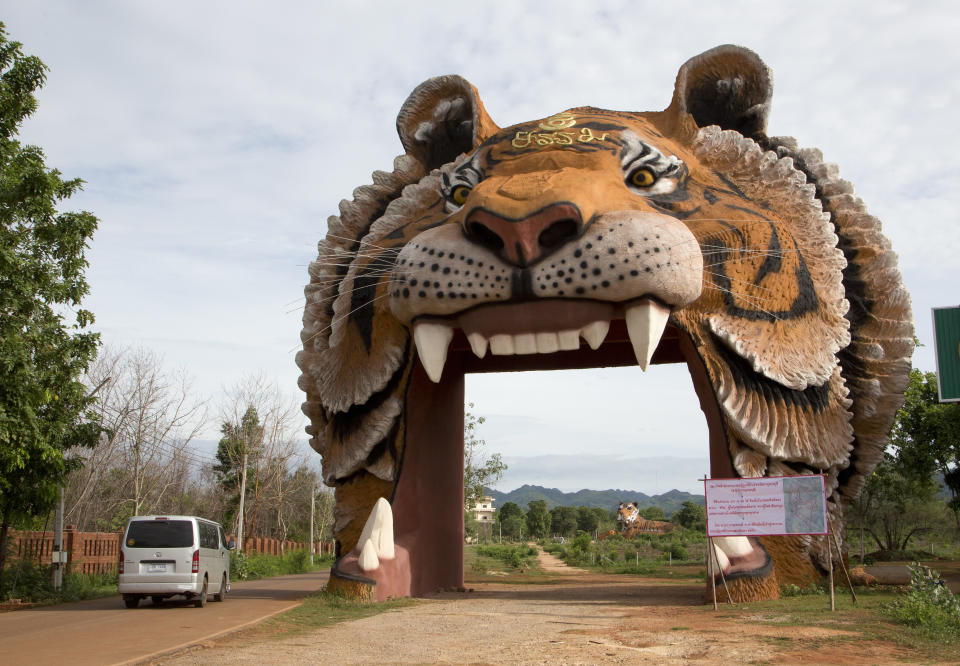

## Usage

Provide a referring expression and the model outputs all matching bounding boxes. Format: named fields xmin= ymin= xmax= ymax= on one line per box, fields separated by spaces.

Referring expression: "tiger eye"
xmin=629 ymin=167 xmax=657 ymax=188
xmin=450 ymin=185 xmax=472 ymax=205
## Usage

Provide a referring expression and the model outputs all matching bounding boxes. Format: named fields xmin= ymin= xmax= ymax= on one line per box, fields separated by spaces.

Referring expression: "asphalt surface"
xmin=0 ymin=569 xmax=329 ymax=665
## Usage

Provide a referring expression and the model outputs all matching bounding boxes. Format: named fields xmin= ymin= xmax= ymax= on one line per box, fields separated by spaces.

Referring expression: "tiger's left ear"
xmin=662 ymin=45 xmax=772 ymax=142
xmin=397 ymin=75 xmax=500 ymax=172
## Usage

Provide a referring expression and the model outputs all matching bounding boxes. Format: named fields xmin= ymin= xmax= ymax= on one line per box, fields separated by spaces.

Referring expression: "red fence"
xmin=7 ymin=527 xmax=120 ymax=575
xmin=242 ymin=536 xmax=335 ymax=556
xmin=5 ymin=528 xmax=335 ymax=574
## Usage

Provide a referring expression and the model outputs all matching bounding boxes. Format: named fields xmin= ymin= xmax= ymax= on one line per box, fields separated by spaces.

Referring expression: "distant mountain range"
xmin=483 ymin=484 xmax=705 ymax=516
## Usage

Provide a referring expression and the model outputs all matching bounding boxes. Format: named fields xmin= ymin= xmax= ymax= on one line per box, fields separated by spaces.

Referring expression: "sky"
xmin=4 ymin=1 xmax=959 ymax=494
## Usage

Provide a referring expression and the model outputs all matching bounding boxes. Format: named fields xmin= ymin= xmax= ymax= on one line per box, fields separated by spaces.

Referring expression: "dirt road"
xmin=155 ymin=551 xmax=925 ymax=665
xmin=0 ymin=570 xmax=328 ymax=665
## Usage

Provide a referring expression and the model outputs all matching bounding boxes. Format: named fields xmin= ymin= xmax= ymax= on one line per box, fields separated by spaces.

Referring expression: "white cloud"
xmin=2 ymin=0 xmax=956 ymax=484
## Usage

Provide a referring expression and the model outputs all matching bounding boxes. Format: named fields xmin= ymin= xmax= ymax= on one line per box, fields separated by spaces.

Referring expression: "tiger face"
xmin=298 ymin=45 xmax=913 ymax=602
xmin=617 ymin=502 xmax=640 ymax=528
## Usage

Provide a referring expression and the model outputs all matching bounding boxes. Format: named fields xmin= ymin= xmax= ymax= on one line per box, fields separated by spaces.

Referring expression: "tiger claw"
xmin=357 ymin=497 xmax=395 ymax=572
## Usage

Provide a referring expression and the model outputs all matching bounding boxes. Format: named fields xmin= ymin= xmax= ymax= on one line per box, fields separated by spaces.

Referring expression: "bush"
xmin=885 ymin=563 xmax=960 ymax=640
xmin=780 ymin=582 xmax=825 ymax=597
xmin=0 ymin=561 xmax=117 ymax=604
xmin=475 ymin=544 xmax=538 ymax=569
xmin=230 ymin=549 xmax=330 ymax=581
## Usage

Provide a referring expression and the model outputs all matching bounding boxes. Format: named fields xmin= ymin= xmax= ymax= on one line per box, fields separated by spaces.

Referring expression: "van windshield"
xmin=126 ymin=520 xmax=193 ymax=548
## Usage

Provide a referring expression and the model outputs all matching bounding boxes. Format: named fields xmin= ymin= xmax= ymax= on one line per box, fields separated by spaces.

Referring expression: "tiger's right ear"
xmin=397 ymin=75 xmax=500 ymax=172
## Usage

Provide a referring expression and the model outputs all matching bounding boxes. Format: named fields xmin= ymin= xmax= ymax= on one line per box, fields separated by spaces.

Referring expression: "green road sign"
xmin=933 ymin=306 xmax=960 ymax=402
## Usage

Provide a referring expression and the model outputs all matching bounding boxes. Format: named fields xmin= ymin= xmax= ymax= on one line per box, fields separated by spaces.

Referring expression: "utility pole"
xmin=52 ymin=486 xmax=65 ymax=591
xmin=309 ymin=482 xmax=316 ymax=566
xmin=54 ymin=375 xmax=110 ymax=591
xmin=237 ymin=451 xmax=248 ymax=552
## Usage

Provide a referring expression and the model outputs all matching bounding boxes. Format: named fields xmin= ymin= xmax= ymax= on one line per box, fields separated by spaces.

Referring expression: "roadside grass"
xmin=542 ymin=533 xmax=706 ymax=581
xmin=230 ymin=549 xmax=333 ymax=581
xmin=703 ymin=585 xmax=960 ymax=662
xmin=586 ymin=561 xmax=704 ymax=581
xmin=1 ymin=550 xmax=334 ymax=609
xmin=465 ymin=544 xmax=561 ymax=584
xmin=0 ymin=563 xmax=118 ymax=606
xmin=245 ymin=591 xmax=417 ymax=639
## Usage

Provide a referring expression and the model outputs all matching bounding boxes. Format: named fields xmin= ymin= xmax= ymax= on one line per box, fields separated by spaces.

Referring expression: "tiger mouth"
xmin=411 ymin=297 xmax=671 ymax=381
xmin=400 ymin=296 xmax=772 ymax=584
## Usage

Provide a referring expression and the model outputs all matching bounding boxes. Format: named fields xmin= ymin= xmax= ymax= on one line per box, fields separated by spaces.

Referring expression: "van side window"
xmin=200 ymin=522 xmax=217 ymax=549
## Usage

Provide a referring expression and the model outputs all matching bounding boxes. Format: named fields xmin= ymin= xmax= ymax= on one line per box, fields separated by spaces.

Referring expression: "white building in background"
xmin=471 ymin=496 xmax=495 ymax=524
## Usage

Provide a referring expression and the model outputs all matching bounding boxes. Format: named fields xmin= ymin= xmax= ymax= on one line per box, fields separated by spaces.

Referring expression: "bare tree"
xmin=66 ymin=346 xmax=206 ymax=528
xmin=215 ymin=376 xmax=302 ymax=542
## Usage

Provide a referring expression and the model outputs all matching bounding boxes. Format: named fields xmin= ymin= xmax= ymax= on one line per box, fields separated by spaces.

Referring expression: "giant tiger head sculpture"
xmin=298 ymin=45 xmax=913 ymax=602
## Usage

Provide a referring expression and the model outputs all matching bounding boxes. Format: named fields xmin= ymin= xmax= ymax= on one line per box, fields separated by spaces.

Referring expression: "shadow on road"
xmin=461 ymin=581 xmax=705 ymax=606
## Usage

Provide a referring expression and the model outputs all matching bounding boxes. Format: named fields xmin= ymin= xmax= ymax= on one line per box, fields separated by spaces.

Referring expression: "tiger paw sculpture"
xmin=300 ymin=45 xmax=913 ymax=602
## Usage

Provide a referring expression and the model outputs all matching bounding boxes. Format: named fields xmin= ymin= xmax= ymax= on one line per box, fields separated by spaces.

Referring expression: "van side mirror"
xmin=226 ymin=539 xmax=237 ymax=551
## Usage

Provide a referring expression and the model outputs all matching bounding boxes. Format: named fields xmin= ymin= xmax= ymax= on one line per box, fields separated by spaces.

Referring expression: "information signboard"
xmin=705 ymin=475 xmax=827 ymax=537
xmin=933 ymin=306 xmax=960 ymax=402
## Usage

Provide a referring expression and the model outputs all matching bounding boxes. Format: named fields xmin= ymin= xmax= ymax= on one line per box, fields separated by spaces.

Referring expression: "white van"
xmin=118 ymin=515 xmax=234 ymax=608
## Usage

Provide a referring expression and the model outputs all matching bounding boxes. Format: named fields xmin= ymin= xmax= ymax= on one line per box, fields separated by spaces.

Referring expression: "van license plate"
xmin=149 ymin=564 xmax=167 ymax=572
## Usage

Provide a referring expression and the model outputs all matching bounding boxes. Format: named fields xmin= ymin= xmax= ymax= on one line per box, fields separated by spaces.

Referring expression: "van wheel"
xmin=193 ymin=578 xmax=208 ymax=608
xmin=123 ymin=595 xmax=139 ymax=609
xmin=151 ymin=596 xmax=164 ymax=605
xmin=213 ymin=573 xmax=227 ymax=602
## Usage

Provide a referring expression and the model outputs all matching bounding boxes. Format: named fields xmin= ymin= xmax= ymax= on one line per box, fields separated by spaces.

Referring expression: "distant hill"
xmin=483 ymin=484 xmax=705 ymax=516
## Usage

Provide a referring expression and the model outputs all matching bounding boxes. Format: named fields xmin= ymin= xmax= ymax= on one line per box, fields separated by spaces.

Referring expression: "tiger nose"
xmin=463 ymin=203 xmax=583 ymax=267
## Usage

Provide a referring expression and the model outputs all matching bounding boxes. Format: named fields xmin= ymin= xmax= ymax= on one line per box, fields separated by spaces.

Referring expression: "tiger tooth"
xmin=710 ymin=541 xmax=730 ymax=574
xmin=489 ymin=334 xmax=515 ymax=355
xmin=557 ymin=329 xmax=580 ymax=351
xmin=624 ymin=300 xmax=670 ymax=371
xmin=580 ymin=320 xmax=610 ymax=350
xmin=714 ymin=536 xmax=753 ymax=558
xmin=514 ymin=333 xmax=537 ymax=355
xmin=413 ymin=322 xmax=453 ymax=383
xmin=358 ymin=538 xmax=379 ymax=571
xmin=535 ymin=332 xmax=559 ymax=354
xmin=467 ymin=332 xmax=488 ymax=359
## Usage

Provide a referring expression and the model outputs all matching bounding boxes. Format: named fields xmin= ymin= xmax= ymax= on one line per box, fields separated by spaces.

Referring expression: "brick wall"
xmin=7 ymin=527 xmax=120 ymax=575
xmin=6 ymin=528 xmax=336 ymax=573
xmin=242 ymin=536 xmax=334 ymax=556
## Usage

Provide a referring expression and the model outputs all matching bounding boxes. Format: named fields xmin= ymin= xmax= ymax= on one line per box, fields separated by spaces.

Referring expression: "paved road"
xmin=0 ymin=570 xmax=329 ymax=665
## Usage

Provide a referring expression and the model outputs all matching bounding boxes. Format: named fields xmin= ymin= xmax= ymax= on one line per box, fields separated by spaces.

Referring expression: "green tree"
xmin=550 ymin=505 xmax=578 ymax=537
xmin=463 ymin=403 xmax=506 ymax=509
xmin=593 ymin=507 xmax=613 ymax=529
xmin=640 ymin=506 xmax=666 ymax=521
xmin=214 ymin=406 xmax=263 ymax=534
xmin=576 ymin=506 xmax=600 ymax=534
xmin=0 ymin=24 xmax=100 ymax=570
xmin=496 ymin=501 xmax=524 ymax=540
xmin=890 ymin=369 xmax=960 ymax=527
xmin=853 ymin=451 xmax=942 ymax=554
xmin=526 ymin=499 xmax=551 ymax=539
xmin=672 ymin=501 xmax=706 ymax=532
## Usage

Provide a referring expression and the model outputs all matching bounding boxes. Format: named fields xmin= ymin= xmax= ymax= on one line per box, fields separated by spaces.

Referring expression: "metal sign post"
xmin=704 ymin=474 xmax=830 ymax=609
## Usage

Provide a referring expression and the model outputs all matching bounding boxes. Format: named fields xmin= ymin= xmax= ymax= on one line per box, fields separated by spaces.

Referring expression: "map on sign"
xmin=705 ymin=475 xmax=827 ymax=537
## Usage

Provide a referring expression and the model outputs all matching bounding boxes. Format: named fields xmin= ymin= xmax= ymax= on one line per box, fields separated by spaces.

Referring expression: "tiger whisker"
xmin=322 ymin=233 xmax=402 ymax=253
xmin=702 ymin=270 xmax=779 ymax=295
xmin=699 ymin=245 xmax=801 ymax=257
xmin=702 ymin=283 xmax=783 ymax=320
xmin=293 ymin=291 xmax=394 ymax=352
